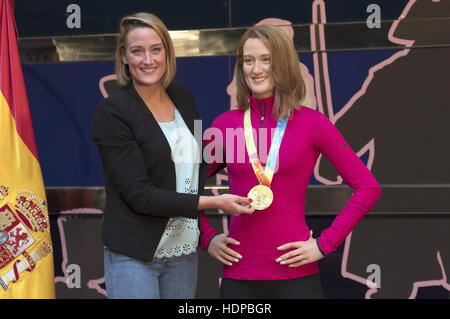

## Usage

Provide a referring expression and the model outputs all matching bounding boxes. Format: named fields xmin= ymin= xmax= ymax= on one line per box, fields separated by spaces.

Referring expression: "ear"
xmin=121 ymin=50 xmax=128 ymax=65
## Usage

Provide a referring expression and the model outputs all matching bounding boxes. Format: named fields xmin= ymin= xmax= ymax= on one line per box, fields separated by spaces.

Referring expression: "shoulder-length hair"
xmin=235 ymin=24 xmax=306 ymax=118
xmin=115 ymin=12 xmax=176 ymax=89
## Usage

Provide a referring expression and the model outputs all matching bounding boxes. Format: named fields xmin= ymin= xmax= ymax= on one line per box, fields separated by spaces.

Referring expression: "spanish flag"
xmin=0 ymin=0 xmax=55 ymax=298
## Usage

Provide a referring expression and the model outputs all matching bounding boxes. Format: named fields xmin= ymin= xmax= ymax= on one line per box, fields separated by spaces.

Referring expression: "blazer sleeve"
xmin=198 ymin=117 xmax=228 ymax=250
xmin=314 ymin=112 xmax=382 ymax=255
xmin=91 ymin=99 xmax=200 ymax=219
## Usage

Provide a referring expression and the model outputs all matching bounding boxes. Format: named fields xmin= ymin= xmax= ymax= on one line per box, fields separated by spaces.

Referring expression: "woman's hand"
xmin=198 ymin=194 xmax=254 ymax=216
xmin=207 ymin=233 xmax=242 ymax=266
xmin=276 ymin=231 xmax=324 ymax=267
xmin=216 ymin=194 xmax=255 ymax=216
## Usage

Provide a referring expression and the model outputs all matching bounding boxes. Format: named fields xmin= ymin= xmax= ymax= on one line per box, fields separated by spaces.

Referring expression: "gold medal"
xmin=247 ymin=184 xmax=273 ymax=210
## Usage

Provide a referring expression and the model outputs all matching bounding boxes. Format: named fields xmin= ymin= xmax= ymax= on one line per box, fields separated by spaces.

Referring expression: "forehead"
xmin=126 ymin=27 xmax=163 ymax=47
xmin=243 ymin=38 xmax=270 ymax=56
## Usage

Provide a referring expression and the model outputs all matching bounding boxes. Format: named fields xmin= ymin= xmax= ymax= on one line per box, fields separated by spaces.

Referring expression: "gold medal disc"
xmin=247 ymin=184 xmax=273 ymax=210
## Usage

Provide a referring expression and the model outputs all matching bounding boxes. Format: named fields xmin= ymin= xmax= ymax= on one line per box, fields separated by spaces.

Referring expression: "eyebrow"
xmin=129 ymin=43 xmax=163 ymax=49
xmin=243 ymin=53 xmax=271 ymax=58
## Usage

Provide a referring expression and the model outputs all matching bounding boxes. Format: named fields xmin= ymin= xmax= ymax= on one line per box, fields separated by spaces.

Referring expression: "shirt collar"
xmin=248 ymin=94 xmax=275 ymax=116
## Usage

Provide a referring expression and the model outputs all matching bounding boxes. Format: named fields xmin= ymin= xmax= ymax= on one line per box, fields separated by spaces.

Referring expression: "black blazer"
xmin=91 ymin=81 xmax=208 ymax=261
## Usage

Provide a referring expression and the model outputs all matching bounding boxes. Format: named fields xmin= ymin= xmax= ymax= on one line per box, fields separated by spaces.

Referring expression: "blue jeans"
xmin=104 ymin=247 xmax=198 ymax=299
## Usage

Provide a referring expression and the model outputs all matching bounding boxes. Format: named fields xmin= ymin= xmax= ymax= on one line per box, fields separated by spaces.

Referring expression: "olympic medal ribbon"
xmin=244 ymin=107 xmax=288 ymax=209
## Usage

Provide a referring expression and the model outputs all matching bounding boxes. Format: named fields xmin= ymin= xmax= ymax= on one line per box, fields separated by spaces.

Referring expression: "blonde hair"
xmin=235 ymin=24 xmax=306 ymax=118
xmin=115 ymin=12 xmax=176 ymax=88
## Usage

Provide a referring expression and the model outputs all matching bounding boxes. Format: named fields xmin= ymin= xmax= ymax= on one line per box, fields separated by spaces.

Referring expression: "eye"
xmin=131 ymin=48 xmax=142 ymax=55
xmin=262 ymin=56 xmax=271 ymax=64
xmin=152 ymin=47 xmax=162 ymax=54
xmin=244 ymin=58 xmax=254 ymax=65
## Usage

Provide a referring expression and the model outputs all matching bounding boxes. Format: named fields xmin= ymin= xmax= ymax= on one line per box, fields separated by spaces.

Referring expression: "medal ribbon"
xmin=244 ymin=107 xmax=288 ymax=186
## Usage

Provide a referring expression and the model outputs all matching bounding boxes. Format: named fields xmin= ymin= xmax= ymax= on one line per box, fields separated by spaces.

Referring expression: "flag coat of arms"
xmin=0 ymin=0 xmax=55 ymax=298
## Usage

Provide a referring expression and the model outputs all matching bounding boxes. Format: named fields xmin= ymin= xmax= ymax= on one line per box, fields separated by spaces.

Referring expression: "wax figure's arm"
xmin=314 ymin=112 xmax=381 ymax=255
xmin=277 ymin=112 xmax=381 ymax=268
xmin=199 ymin=117 xmax=247 ymax=255
xmin=199 ymin=165 xmax=244 ymax=266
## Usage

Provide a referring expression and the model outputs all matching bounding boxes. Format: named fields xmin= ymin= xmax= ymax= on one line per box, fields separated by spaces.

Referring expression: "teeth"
xmin=253 ymin=77 xmax=266 ymax=83
xmin=142 ymin=68 xmax=156 ymax=73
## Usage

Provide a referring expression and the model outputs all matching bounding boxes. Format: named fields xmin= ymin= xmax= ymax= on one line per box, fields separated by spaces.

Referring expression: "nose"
xmin=142 ymin=51 xmax=153 ymax=64
xmin=253 ymin=60 xmax=263 ymax=74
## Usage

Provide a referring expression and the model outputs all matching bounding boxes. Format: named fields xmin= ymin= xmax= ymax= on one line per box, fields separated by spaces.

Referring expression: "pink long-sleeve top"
xmin=200 ymin=95 xmax=381 ymax=280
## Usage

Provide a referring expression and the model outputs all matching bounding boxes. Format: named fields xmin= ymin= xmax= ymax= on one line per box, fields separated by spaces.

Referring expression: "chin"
xmin=252 ymin=90 xmax=272 ymax=99
xmin=135 ymin=77 xmax=162 ymax=87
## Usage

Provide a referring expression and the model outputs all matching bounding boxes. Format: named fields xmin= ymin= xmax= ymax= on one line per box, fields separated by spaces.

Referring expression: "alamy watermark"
xmin=168 ymin=120 xmax=280 ymax=173
xmin=366 ymin=263 xmax=381 ymax=289
xmin=66 ymin=4 xmax=81 ymax=29
xmin=367 ymin=4 xmax=381 ymax=29
xmin=65 ymin=263 xmax=81 ymax=288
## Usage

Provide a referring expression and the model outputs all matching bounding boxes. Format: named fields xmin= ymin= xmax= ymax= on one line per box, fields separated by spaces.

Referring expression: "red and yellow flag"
xmin=0 ymin=0 xmax=55 ymax=298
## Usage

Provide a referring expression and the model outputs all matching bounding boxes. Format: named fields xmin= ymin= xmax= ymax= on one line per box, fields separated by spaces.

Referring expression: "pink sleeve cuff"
xmin=199 ymin=211 xmax=218 ymax=251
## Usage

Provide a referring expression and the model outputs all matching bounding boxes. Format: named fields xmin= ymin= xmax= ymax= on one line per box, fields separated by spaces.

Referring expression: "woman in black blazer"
xmin=91 ymin=12 xmax=254 ymax=299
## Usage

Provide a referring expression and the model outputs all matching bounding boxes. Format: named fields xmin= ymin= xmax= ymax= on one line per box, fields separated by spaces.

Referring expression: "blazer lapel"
xmin=166 ymin=82 xmax=195 ymax=135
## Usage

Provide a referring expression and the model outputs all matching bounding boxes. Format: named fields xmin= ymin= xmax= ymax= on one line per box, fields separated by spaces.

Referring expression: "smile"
xmin=141 ymin=67 xmax=157 ymax=74
xmin=252 ymin=77 xmax=267 ymax=83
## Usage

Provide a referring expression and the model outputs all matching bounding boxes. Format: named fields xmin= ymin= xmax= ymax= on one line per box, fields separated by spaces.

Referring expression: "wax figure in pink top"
xmin=199 ymin=24 xmax=381 ymax=298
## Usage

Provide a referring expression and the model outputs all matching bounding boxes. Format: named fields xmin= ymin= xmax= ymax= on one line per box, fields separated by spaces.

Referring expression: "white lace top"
xmin=154 ymin=108 xmax=200 ymax=258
